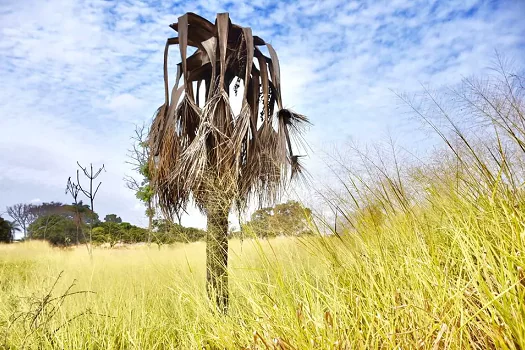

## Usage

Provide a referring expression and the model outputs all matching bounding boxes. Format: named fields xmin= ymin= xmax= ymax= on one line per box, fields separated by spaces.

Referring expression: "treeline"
xmin=3 ymin=202 xmax=207 ymax=246
xmin=2 ymin=200 xmax=313 ymax=246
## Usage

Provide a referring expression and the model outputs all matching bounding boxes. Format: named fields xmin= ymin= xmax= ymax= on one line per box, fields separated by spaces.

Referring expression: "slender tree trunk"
xmin=75 ymin=212 xmax=80 ymax=245
xmin=206 ymin=206 xmax=229 ymax=313
xmin=147 ymin=200 xmax=153 ymax=246
xmin=176 ymin=210 xmax=183 ymax=226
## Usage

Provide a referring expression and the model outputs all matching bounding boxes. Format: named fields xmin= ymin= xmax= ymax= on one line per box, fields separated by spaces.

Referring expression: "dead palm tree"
xmin=149 ymin=12 xmax=309 ymax=312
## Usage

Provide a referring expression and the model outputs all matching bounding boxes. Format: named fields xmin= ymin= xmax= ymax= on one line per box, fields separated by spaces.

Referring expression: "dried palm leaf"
xmin=150 ymin=12 xmax=310 ymax=214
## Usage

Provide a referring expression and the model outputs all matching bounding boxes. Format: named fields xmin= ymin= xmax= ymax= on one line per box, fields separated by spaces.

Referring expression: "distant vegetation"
xmin=233 ymin=200 xmax=313 ymax=238
xmin=3 ymin=200 xmax=313 ymax=247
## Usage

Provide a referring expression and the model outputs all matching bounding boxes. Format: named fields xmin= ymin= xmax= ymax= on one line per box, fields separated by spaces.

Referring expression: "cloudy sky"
xmin=1 ymin=0 xmax=524 ymax=229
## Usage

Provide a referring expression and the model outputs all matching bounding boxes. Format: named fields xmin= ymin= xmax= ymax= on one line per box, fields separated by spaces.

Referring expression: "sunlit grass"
xmin=2 ymin=59 xmax=524 ymax=349
xmin=1 ymin=189 xmax=524 ymax=349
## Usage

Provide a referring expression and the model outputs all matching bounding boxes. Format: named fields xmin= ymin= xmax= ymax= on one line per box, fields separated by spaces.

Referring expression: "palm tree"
xmin=0 ymin=217 xmax=20 ymax=243
xmin=149 ymin=12 xmax=309 ymax=312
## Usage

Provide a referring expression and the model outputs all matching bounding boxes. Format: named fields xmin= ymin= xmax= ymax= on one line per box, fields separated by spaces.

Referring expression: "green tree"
xmin=272 ymin=201 xmax=313 ymax=236
xmin=125 ymin=123 xmax=156 ymax=244
xmin=91 ymin=226 xmax=106 ymax=244
xmin=102 ymin=222 xmax=122 ymax=247
xmin=25 ymin=201 xmax=97 ymax=246
xmin=0 ymin=217 xmax=19 ymax=243
xmin=247 ymin=201 xmax=312 ymax=237
xmin=148 ymin=12 xmax=308 ymax=312
xmin=91 ymin=221 xmax=148 ymax=246
xmin=248 ymin=207 xmax=275 ymax=238
xmin=151 ymin=219 xmax=206 ymax=245
xmin=29 ymin=202 xmax=68 ymax=218
xmin=104 ymin=214 xmax=122 ymax=224
xmin=93 ymin=220 xmax=126 ymax=247
xmin=171 ymin=224 xmax=206 ymax=242
xmin=151 ymin=219 xmax=172 ymax=247
xmin=121 ymin=224 xmax=148 ymax=243
xmin=29 ymin=215 xmax=78 ymax=246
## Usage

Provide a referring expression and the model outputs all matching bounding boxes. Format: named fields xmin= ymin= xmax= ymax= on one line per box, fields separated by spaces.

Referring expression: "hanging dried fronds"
xmin=149 ymin=12 xmax=309 ymax=218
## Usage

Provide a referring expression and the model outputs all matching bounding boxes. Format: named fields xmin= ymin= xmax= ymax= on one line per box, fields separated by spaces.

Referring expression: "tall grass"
xmin=1 ymin=61 xmax=525 ymax=349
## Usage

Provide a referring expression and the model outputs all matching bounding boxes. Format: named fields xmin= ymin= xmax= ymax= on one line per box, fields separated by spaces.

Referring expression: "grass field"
xmin=2 ymin=67 xmax=525 ymax=349
xmin=1 ymin=187 xmax=524 ymax=349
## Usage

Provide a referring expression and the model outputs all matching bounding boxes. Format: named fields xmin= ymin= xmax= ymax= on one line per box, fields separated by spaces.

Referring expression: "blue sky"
xmin=1 ymin=0 xmax=524 ymax=229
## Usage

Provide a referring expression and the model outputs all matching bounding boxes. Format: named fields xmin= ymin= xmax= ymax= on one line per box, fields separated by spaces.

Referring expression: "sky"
xmin=1 ymin=0 xmax=524 ymax=232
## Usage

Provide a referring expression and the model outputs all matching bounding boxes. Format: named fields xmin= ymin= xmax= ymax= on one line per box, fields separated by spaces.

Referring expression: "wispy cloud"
xmin=1 ymin=0 xmax=524 ymax=227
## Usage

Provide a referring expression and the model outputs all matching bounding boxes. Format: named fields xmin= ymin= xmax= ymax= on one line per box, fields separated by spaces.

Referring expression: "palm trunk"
xmin=206 ymin=206 xmax=229 ymax=313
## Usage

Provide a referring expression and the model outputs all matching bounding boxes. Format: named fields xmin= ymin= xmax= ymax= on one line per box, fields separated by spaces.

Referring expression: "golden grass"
xmin=2 ymin=57 xmax=524 ymax=349
xmin=1 ymin=190 xmax=524 ymax=350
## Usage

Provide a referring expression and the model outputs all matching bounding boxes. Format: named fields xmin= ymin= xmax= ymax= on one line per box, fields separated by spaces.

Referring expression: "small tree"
xmin=125 ymin=123 xmax=157 ymax=244
xmin=67 ymin=162 xmax=105 ymax=257
xmin=102 ymin=222 xmax=122 ymax=247
xmin=101 ymin=215 xmax=123 ymax=247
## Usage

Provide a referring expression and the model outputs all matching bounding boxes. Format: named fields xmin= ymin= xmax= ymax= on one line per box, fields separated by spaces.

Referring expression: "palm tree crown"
xmin=0 ymin=217 xmax=20 ymax=243
xmin=149 ymin=12 xmax=309 ymax=219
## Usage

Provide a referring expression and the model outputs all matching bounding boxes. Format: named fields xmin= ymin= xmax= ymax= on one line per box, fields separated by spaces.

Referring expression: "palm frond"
xmin=149 ymin=12 xmax=310 ymax=215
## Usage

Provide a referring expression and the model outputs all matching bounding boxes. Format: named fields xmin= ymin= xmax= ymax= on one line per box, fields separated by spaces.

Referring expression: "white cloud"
xmin=1 ymin=0 xmax=524 ymax=227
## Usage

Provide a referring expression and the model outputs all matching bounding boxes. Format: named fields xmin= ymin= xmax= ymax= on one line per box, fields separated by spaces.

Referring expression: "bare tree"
xmin=65 ymin=177 xmax=91 ymax=254
xmin=148 ymin=12 xmax=309 ymax=312
xmin=71 ymin=162 xmax=105 ymax=256
xmin=6 ymin=203 xmax=36 ymax=239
